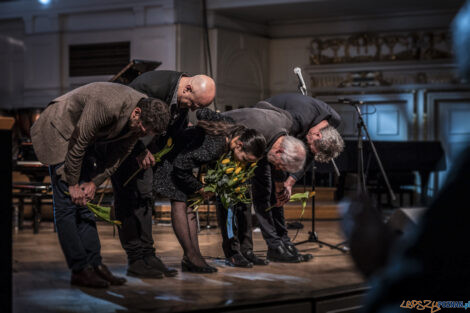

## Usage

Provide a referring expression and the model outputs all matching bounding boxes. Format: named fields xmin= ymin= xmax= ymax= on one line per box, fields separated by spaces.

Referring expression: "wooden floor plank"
xmin=13 ymin=220 xmax=365 ymax=313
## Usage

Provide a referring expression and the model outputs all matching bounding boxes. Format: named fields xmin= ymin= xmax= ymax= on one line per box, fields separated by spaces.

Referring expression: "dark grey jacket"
xmin=222 ymin=104 xmax=293 ymax=152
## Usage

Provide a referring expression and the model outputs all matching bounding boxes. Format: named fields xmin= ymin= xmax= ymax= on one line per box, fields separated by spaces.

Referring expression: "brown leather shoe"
xmin=71 ymin=266 xmax=109 ymax=288
xmin=94 ymin=264 xmax=127 ymax=286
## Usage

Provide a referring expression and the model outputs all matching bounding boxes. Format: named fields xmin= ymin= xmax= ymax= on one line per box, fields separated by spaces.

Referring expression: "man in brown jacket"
xmin=31 ymin=82 xmax=170 ymax=288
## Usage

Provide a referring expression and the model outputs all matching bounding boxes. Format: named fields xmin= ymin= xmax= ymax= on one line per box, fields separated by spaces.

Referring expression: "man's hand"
xmin=198 ymin=188 xmax=215 ymax=200
xmin=80 ymin=181 xmax=96 ymax=203
xmin=274 ymin=182 xmax=289 ymax=207
xmin=68 ymin=184 xmax=87 ymax=206
xmin=136 ymin=149 xmax=155 ymax=169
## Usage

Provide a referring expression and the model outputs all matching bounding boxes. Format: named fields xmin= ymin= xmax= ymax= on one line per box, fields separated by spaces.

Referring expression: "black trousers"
xmin=253 ymin=204 xmax=291 ymax=249
xmin=49 ymin=162 xmax=102 ymax=272
xmin=111 ymin=145 xmax=155 ymax=264
xmin=215 ymin=199 xmax=253 ymax=258
xmin=251 ymin=157 xmax=291 ymax=249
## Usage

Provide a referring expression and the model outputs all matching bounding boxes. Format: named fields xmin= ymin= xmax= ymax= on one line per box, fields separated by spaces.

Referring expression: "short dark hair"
xmin=136 ymin=97 xmax=170 ymax=135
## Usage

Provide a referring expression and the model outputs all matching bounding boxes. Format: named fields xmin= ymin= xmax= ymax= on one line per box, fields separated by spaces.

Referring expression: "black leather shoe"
xmin=267 ymin=245 xmax=302 ymax=263
xmin=181 ymin=256 xmax=215 ymax=273
xmin=284 ymin=243 xmax=314 ymax=262
xmin=243 ymin=250 xmax=269 ymax=266
xmin=127 ymin=259 xmax=164 ymax=279
xmin=71 ymin=266 xmax=109 ymax=288
xmin=144 ymin=255 xmax=178 ymax=277
xmin=225 ymin=253 xmax=253 ymax=268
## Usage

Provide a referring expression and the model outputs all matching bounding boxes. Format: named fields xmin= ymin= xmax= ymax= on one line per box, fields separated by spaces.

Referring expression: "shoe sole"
xmin=224 ymin=260 xmax=253 ymax=268
xmin=267 ymin=257 xmax=302 ymax=263
xmin=126 ymin=271 xmax=164 ymax=279
xmin=163 ymin=270 xmax=179 ymax=277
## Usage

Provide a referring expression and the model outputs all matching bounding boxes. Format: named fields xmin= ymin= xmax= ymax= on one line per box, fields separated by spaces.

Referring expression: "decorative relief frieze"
xmin=309 ymin=30 xmax=452 ymax=65
xmin=310 ymin=69 xmax=457 ymax=89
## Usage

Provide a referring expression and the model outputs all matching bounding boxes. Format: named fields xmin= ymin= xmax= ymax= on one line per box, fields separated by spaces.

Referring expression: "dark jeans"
xmin=49 ymin=163 xmax=102 ymax=272
xmin=215 ymin=199 xmax=253 ymax=258
xmin=111 ymin=146 xmax=155 ymax=264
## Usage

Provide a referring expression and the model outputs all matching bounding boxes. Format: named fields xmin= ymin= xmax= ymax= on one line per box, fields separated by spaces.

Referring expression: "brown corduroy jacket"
xmin=31 ymin=82 xmax=147 ymax=187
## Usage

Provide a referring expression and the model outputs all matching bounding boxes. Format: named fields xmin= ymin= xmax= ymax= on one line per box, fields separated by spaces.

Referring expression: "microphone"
xmin=293 ymin=67 xmax=307 ymax=95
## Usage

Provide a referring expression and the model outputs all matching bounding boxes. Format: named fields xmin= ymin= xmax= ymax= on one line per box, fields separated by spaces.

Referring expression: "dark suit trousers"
xmin=111 ymin=146 xmax=155 ymax=264
xmin=251 ymin=159 xmax=291 ymax=249
xmin=216 ymin=199 xmax=253 ymax=258
xmin=49 ymin=163 xmax=102 ymax=272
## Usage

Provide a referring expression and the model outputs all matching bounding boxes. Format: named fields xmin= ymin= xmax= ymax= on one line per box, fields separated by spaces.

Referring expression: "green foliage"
xmin=188 ymin=152 xmax=258 ymax=211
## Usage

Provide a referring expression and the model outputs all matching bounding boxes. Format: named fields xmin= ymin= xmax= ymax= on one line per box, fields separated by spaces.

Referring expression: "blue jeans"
xmin=49 ymin=163 xmax=102 ymax=272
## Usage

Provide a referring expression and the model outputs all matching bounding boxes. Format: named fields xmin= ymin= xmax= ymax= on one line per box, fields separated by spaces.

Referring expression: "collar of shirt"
xmin=169 ymin=76 xmax=181 ymax=120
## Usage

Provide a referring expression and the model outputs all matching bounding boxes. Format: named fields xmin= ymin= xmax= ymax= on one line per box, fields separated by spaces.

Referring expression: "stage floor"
xmin=13 ymin=220 xmax=366 ymax=313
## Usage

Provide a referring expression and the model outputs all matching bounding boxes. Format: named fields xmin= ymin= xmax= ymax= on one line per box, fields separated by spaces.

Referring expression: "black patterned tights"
xmin=171 ymin=200 xmax=208 ymax=267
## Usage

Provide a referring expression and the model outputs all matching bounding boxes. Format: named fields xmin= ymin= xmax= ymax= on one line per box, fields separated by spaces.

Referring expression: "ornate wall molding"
xmin=309 ymin=30 xmax=452 ymax=66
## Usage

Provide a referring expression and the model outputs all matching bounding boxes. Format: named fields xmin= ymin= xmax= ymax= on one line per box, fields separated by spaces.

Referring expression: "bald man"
xmin=111 ymin=70 xmax=215 ymax=279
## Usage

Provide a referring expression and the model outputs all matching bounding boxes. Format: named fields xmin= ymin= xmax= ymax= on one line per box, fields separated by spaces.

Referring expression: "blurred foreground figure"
xmin=345 ymin=3 xmax=470 ymax=309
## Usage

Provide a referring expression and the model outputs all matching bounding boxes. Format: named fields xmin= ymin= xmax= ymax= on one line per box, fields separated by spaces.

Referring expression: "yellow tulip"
xmin=250 ymin=162 xmax=257 ymax=167
xmin=309 ymin=191 xmax=316 ymax=198
xmin=232 ymin=177 xmax=238 ymax=183
xmin=167 ymin=137 xmax=172 ymax=147
xmin=241 ymin=178 xmax=246 ymax=183
xmin=235 ymin=187 xmax=241 ymax=193
xmin=221 ymin=158 xmax=230 ymax=164
xmin=225 ymin=167 xmax=235 ymax=174
xmin=234 ymin=167 xmax=242 ymax=174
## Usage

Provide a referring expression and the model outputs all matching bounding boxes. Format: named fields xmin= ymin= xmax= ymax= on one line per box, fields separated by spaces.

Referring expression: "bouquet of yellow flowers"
xmin=188 ymin=152 xmax=257 ymax=210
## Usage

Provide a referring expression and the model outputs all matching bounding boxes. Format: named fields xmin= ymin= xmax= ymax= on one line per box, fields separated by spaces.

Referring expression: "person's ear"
xmin=132 ymin=107 xmax=142 ymax=119
xmin=236 ymin=139 xmax=243 ymax=150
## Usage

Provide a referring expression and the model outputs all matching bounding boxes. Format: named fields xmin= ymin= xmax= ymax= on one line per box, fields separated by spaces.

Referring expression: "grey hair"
xmin=280 ymin=136 xmax=306 ymax=173
xmin=314 ymin=125 xmax=345 ymax=163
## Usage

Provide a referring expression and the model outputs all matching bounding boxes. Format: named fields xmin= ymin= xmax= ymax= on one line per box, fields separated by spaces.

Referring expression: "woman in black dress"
xmin=153 ymin=111 xmax=266 ymax=273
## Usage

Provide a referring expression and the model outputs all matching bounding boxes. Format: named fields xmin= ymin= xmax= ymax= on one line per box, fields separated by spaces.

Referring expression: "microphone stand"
xmin=349 ymin=100 xmax=396 ymax=201
xmin=291 ymin=67 xmax=348 ymax=253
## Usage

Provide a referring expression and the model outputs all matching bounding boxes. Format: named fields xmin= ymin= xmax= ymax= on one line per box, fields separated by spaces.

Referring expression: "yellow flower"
xmin=167 ymin=137 xmax=172 ymax=147
xmin=308 ymin=191 xmax=315 ymax=198
xmin=241 ymin=178 xmax=246 ymax=183
xmin=231 ymin=177 xmax=238 ymax=183
xmin=235 ymin=187 xmax=241 ymax=193
xmin=250 ymin=162 xmax=257 ymax=167
xmin=225 ymin=167 xmax=235 ymax=174
xmin=221 ymin=158 xmax=230 ymax=164
xmin=234 ymin=167 xmax=242 ymax=174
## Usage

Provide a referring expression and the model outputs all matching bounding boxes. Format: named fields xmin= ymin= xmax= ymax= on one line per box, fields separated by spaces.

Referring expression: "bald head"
xmin=177 ymin=74 xmax=216 ymax=111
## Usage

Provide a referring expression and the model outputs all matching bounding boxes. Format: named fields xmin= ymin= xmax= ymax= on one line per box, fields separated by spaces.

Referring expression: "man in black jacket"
xmin=218 ymin=94 xmax=343 ymax=266
xmin=258 ymin=93 xmax=343 ymax=263
xmin=111 ymin=70 xmax=216 ymax=278
xmin=219 ymin=104 xmax=307 ymax=267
